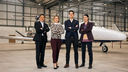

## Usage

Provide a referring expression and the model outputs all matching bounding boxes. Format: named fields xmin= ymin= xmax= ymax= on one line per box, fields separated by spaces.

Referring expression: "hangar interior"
xmin=0 ymin=0 xmax=128 ymax=72
xmin=0 ymin=0 xmax=128 ymax=28
xmin=0 ymin=0 xmax=128 ymax=43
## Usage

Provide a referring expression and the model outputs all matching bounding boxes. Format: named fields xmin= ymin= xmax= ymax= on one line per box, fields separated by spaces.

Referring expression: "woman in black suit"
xmin=33 ymin=14 xmax=50 ymax=69
xmin=79 ymin=14 xmax=94 ymax=69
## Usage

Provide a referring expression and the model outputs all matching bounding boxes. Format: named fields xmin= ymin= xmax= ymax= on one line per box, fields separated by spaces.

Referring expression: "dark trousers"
xmin=65 ymin=37 xmax=78 ymax=64
xmin=81 ymin=42 xmax=93 ymax=65
xmin=51 ymin=39 xmax=62 ymax=63
xmin=35 ymin=41 xmax=46 ymax=67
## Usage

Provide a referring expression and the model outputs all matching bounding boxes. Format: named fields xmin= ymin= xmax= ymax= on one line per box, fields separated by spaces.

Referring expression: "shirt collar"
xmin=40 ymin=21 xmax=44 ymax=23
xmin=70 ymin=19 xmax=73 ymax=21
xmin=54 ymin=22 xmax=60 ymax=25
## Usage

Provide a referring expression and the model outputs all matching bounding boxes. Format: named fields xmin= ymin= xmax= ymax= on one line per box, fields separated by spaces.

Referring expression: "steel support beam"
xmin=45 ymin=0 xmax=59 ymax=9
xmin=103 ymin=6 xmax=105 ymax=27
xmin=58 ymin=0 xmax=62 ymax=24
xmin=43 ymin=6 xmax=46 ymax=22
xmin=6 ymin=1 xmax=8 ymax=25
xmin=22 ymin=0 xmax=25 ymax=27
xmin=114 ymin=3 xmax=116 ymax=24
xmin=124 ymin=5 xmax=126 ymax=31
xmin=15 ymin=2 xmax=16 ymax=26
xmin=62 ymin=3 xmax=64 ymax=24
xmin=77 ymin=5 xmax=80 ymax=21
xmin=91 ymin=1 xmax=93 ymax=21
xmin=49 ymin=8 xmax=51 ymax=26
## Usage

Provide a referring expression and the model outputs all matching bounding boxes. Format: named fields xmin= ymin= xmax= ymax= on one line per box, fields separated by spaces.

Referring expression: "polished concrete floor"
xmin=0 ymin=41 xmax=128 ymax=72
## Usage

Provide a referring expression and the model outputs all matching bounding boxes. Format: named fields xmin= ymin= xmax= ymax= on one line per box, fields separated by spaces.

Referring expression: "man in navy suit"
xmin=64 ymin=10 xmax=79 ymax=68
xmin=33 ymin=14 xmax=50 ymax=69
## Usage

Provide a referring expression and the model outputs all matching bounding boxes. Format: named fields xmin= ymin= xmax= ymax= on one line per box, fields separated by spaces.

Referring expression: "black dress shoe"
xmin=37 ymin=66 xmax=42 ymax=69
xmin=80 ymin=64 xmax=85 ymax=67
xmin=64 ymin=64 xmax=69 ymax=68
xmin=41 ymin=64 xmax=47 ymax=67
xmin=75 ymin=64 xmax=79 ymax=69
xmin=88 ymin=65 xmax=92 ymax=69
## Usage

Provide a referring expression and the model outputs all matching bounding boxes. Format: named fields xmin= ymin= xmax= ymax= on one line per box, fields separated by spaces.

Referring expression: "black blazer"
xmin=33 ymin=21 xmax=50 ymax=42
xmin=79 ymin=22 xmax=94 ymax=41
xmin=64 ymin=19 xmax=79 ymax=39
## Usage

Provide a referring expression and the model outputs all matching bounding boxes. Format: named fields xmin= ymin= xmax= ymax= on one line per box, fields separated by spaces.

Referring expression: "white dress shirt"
xmin=40 ymin=21 xmax=44 ymax=36
xmin=70 ymin=19 xmax=73 ymax=23
xmin=40 ymin=21 xmax=44 ymax=28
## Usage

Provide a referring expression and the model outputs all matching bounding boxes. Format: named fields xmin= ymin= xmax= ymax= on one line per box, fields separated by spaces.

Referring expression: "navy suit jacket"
xmin=33 ymin=21 xmax=50 ymax=42
xmin=64 ymin=19 xmax=79 ymax=39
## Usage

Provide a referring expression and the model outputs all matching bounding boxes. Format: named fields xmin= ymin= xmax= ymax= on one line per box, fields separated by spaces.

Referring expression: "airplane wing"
xmin=0 ymin=36 xmax=33 ymax=41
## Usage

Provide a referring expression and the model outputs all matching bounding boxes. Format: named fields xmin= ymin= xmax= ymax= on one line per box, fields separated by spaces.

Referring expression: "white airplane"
xmin=0 ymin=22 xmax=127 ymax=53
xmin=0 ymin=30 xmax=33 ymax=44
xmin=46 ymin=22 xmax=126 ymax=53
xmin=91 ymin=26 xmax=126 ymax=52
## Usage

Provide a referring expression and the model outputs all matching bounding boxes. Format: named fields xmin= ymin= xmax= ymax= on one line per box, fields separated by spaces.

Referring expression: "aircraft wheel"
xmin=21 ymin=41 xmax=24 ymax=44
xmin=102 ymin=45 xmax=108 ymax=53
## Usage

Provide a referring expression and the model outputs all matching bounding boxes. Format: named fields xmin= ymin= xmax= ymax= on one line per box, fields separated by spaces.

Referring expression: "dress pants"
xmin=51 ymin=39 xmax=62 ymax=63
xmin=35 ymin=41 xmax=46 ymax=67
xmin=65 ymin=37 xmax=78 ymax=64
xmin=81 ymin=42 xmax=93 ymax=65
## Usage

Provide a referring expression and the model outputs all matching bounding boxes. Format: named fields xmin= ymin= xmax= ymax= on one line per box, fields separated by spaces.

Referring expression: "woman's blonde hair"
xmin=53 ymin=15 xmax=59 ymax=19
xmin=53 ymin=15 xmax=60 ymax=22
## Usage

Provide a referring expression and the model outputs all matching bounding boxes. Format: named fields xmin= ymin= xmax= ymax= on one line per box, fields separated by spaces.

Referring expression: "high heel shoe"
xmin=57 ymin=65 xmax=59 ymax=68
xmin=53 ymin=63 xmax=58 ymax=69
xmin=54 ymin=66 xmax=57 ymax=69
xmin=56 ymin=63 xmax=59 ymax=68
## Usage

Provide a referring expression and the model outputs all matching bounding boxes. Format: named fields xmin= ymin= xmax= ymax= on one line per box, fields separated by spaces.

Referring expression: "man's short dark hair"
xmin=39 ymin=14 xmax=45 ymax=18
xmin=69 ymin=10 xmax=74 ymax=14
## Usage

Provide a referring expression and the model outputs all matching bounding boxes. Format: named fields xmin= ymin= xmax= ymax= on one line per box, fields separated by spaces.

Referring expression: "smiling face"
xmin=54 ymin=16 xmax=59 ymax=23
xmin=39 ymin=15 xmax=45 ymax=22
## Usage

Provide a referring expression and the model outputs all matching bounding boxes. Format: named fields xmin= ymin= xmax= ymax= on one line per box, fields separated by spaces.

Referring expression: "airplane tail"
xmin=15 ymin=30 xmax=26 ymax=37
xmin=112 ymin=24 xmax=128 ymax=40
xmin=112 ymin=24 xmax=120 ymax=31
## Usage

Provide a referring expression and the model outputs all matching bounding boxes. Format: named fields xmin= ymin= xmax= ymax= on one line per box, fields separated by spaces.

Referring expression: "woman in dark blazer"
xmin=79 ymin=14 xmax=94 ymax=69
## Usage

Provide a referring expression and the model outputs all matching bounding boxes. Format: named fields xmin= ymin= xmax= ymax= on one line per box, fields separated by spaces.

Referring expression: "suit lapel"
xmin=68 ymin=19 xmax=72 ymax=24
xmin=69 ymin=19 xmax=75 ymax=23
xmin=38 ymin=21 xmax=42 ymax=28
xmin=87 ymin=22 xmax=90 ymax=27
xmin=72 ymin=19 xmax=75 ymax=24
xmin=39 ymin=21 xmax=46 ymax=28
xmin=68 ymin=19 xmax=75 ymax=26
xmin=43 ymin=23 xmax=46 ymax=29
